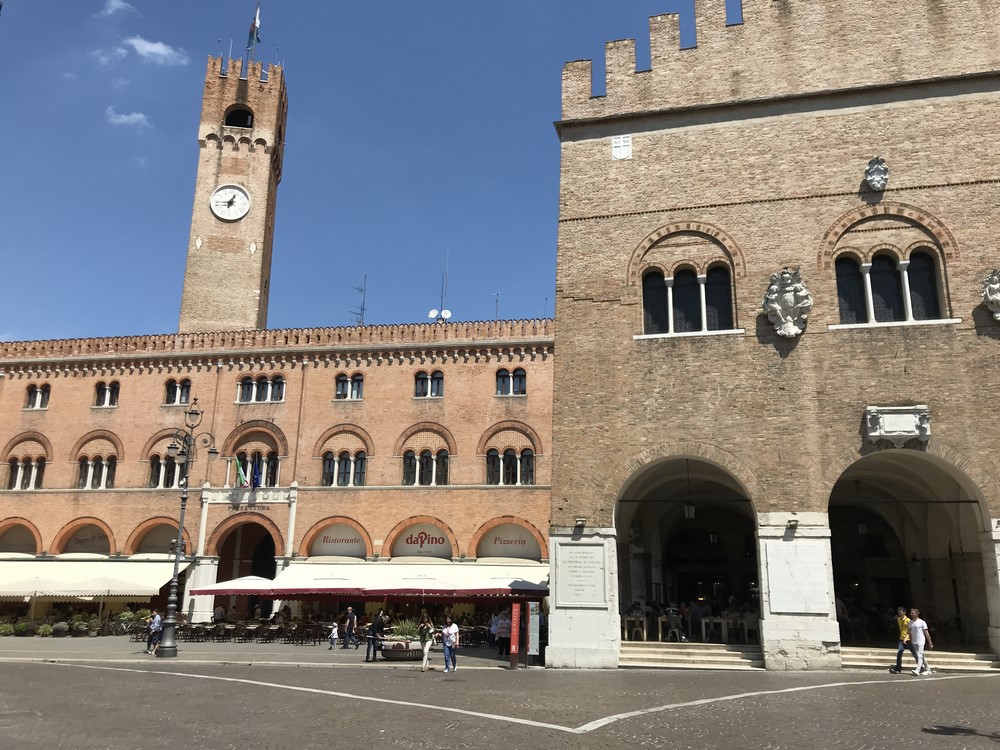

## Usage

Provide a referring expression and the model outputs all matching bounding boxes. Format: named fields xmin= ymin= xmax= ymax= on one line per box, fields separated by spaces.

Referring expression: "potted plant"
xmin=380 ymin=618 xmax=422 ymax=661
xmin=0 ymin=624 xmax=14 ymax=637
xmin=52 ymin=622 xmax=69 ymax=638
xmin=88 ymin=617 xmax=101 ymax=637
xmin=71 ymin=620 xmax=89 ymax=637
xmin=37 ymin=624 xmax=53 ymax=637
xmin=14 ymin=622 xmax=36 ymax=637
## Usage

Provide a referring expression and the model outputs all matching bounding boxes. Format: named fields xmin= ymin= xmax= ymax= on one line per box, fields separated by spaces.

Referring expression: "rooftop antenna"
xmin=350 ymin=275 xmax=367 ymax=326
xmin=495 ymin=291 xmax=500 ymax=319
xmin=428 ymin=248 xmax=452 ymax=324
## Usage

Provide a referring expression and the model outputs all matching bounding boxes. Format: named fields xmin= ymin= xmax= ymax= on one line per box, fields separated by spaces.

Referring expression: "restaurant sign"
xmin=391 ymin=523 xmax=452 ymax=558
xmin=310 ymin=524 xmax=366 ymax=558
xmin=67 ymin=525 xmax=111 ymax=554
xmin=476 ymin=523 xmax=541 ymax=560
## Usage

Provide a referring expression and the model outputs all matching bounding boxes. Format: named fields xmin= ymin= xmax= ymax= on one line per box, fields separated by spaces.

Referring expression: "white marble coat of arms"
xmin=763 ymin=268 xmax=814 ymax=338
xmin=865 ymin=157 xmax=889 ymax=192
xmin=984 ymin=269 xmax=1000 ymax=321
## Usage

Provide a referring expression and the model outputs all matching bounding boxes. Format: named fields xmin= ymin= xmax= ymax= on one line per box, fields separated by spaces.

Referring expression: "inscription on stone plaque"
xmin=765 ymin=540 xmax=830 ymax=614
xmin=555 ymin=542 xmax=606 ymax=608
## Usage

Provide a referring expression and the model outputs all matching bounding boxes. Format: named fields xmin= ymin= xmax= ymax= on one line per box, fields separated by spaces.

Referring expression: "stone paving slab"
xmin=1 ymin=642 xmax=999 ymax=750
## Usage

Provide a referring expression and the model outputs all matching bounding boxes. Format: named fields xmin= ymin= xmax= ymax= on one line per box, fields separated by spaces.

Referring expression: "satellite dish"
xmin=441 ymin=309 xmax=452 ymax=320
xmin=428 ymin=309 xmax=438 ymax=319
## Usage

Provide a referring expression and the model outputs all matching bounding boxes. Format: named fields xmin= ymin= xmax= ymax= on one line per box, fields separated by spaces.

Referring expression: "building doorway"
xmin=216 ymin=522 xmax=277 ymax=619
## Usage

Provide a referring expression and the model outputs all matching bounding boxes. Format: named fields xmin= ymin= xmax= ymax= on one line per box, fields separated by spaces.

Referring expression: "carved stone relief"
xmin=763 ymin=268 xmax=813 ymax=338
xmin=983 ymin=269 xmax=1000 ymax=321
xmin=865 ymin=157 xmax=889 ymax=192
xmin=863 ymin=405 xmax=930 ymax=450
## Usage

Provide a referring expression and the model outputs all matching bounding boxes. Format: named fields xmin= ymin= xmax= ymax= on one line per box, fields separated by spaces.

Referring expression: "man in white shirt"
xmin=907 ymin=607 xmax=934 ymax=675
xmin=213 ymin=605 xmax=225 ymax=623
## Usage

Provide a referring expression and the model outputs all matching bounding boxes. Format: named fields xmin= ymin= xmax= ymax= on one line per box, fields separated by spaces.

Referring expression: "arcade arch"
xmin=828 ymin=450 xmax=993 ymax=646
xmin=615 ymin=457 xmax=758 ymax=613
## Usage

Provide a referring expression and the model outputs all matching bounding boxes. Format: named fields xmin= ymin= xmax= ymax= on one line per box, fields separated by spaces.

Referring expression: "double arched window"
xmin=335 ymin=373 xmax=364 ymax=401
xmin=321 ymin=450 xmax=367 ymax=487
xmin=77 ymin=455 xmax=117 ymax=490
xmin=25 ymin=384 xmax=50 ymax=410
xmin=642 ymin=266 xmax=734 ymax=335
xmin=94 ymin=381 xmax=120 ymax=408
xmin=496 ymin=368 xmax=527 ymax=396
xmin=6 ymin=457 xmax=45 ymax=490
xmin=414 ymin=371 xmax=444 ymax=398
xmin=237 ymin=375 xmax=285 ymax=403
xmin=402 ymin=449 xmax=449 ymax=486
xmin=164 ymin=379 xmax=191 ymax=405
xmin=835 ymin=250 xmax=942 ymax=325
xmin=485 ymin=448 xmax=535 ymax=486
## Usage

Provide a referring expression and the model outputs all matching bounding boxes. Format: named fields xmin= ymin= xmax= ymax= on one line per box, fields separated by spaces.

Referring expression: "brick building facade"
xmin=546 ymin=0 xmax=1000 ymax=668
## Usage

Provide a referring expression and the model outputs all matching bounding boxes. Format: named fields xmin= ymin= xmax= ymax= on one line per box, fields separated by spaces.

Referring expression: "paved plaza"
xmin=1 ymin=637 xmax=999 ymax=749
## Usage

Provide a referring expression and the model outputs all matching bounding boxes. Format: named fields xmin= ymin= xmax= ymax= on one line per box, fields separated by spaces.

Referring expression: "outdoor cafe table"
xmin=622 ymin=614 xmax=647 ymax=641
xmin=701 ymin=616 xmax=728 ymax=643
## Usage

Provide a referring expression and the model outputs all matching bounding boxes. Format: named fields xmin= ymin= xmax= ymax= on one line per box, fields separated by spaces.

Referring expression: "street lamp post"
xmin=157 ymin=397 xmax=217 ymax=658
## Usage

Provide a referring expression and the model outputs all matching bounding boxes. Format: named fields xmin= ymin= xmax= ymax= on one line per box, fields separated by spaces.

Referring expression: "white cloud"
xmin=91 ymin=46 xmax=128 ymax=66
xmin=124 ymin=36 xmax=189 ymax=66
xmin=95 ymin=0 xmax=135 ymax=18
xmin=106 ymin=106 xmax=150 ymax=128
xmin=112 ymin=77 xmax=129 ymax=89
xmin=63 ymin=72 xmax=79 ymax=81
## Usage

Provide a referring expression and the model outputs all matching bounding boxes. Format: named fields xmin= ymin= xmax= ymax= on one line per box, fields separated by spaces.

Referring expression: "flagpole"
xmin=249 ymin=1 xmax=261 ymax=63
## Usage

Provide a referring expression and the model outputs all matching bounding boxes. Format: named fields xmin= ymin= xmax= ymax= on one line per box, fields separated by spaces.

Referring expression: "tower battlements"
xmin=561 ymin=0 xmax=1000 ymax=123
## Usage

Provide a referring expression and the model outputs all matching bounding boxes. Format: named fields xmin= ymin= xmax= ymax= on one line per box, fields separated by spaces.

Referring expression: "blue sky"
xmin=0 ymin=1 xmax=740 ymax=341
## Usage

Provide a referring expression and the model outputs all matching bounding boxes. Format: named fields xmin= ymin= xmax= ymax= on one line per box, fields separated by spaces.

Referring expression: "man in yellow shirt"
xmin=889 ymin=606 xmax=915 ymax=673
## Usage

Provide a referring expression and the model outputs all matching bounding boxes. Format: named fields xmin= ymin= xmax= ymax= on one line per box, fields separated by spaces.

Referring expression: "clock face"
xmin=210 ymin=184 xmax=251 ymax=221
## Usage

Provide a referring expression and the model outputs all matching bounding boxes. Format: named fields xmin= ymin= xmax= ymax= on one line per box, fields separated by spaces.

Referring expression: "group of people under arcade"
xmin=625 ymin=598 xmax=760 ymax=642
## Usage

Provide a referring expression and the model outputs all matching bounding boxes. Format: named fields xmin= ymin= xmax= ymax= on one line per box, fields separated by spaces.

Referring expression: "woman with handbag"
xmin=441 ymin=615 xmax=460 ymax=673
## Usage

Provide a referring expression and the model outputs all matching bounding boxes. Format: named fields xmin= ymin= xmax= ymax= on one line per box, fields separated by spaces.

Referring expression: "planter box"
xmin=380 ymin=642 xmax=422 ymax=661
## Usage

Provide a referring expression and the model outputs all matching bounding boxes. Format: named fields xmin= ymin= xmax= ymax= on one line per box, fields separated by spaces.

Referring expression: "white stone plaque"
xmin=554 ymin=542 xmax=607 ymax=608
xmin=765 ymin=540 xmax=830 ymax=614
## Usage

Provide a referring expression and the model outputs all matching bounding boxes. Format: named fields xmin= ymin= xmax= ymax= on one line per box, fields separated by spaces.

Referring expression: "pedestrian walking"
xmin=418 ymin=612 xmax=434 ymax=672
xmin=328 ymin=620 xmax=339 ymax=650
xmin=441 ymin=615 xmax=460 ymax=673
xmin=908 ymin=607 xmax=934 ymax=675
xmin=495 ymin=610 xmax=512 ymax=658
xmin=145 ymin=609 xmax=162 ymax=655
xmin=342 ymin=607 xmax=359 ymax=649
xmin=366 ymin=608 xmax=385 ymax=662
xmin=889 ymin=606 xmax=916 ymax=673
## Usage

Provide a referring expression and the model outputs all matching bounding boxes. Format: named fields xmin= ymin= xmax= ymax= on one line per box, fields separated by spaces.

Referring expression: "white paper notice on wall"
xmin=765 ymin=540 xmax=830 ymax=614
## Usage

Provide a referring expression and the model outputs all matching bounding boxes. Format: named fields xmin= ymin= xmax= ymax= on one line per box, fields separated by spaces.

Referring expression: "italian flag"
xmin=236 ymin=460 xmax=249 ymax=488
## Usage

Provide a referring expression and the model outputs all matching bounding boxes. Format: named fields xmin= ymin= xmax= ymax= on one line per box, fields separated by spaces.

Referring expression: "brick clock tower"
xmin=178 ymin=57 xmax=288 ymax=333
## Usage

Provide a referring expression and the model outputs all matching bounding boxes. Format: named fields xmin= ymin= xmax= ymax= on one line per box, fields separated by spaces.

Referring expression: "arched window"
xmin=835 ymin=256 xmax=867 ymax=324
xmin=337 ymin=451 xmax=352 ymax=486
xmin=5 ymin=457 xmax=45 ymax=490
xmin=519 ymin=449 xmax=535 ymax=486
xmin=255 ymin=375 xmax=270 ymax=402
xmin=435 ymin=450 xmax=449 ymax=486
xmin=430 ymin=371 xmax=444 ymax=397
xmin=402 ymin=450 xmax=417 ymax=485
xmin=511 ymin=368 xmax=527 ymax=396
xmin=239 ymin=377 xmax=255 ymax=403
xmin=6 ymin=458 xmax=17 ymax=490
xmin=149 ymin=455 xmax=161 ymax=487
xmin=351 ymin=374 xmax=364 ymax=400
xmin=418 ymin=450 xmax=434 ymax=486
xmin=354 ymin=451 xmax=367 ymax=487
xmin=78 ymin=455 xmax=116 ymax=490
xmin=642 ymin=271 xmax=669 ymax=334
xmin=672 ymin=269 xmax=701 ymax=333
xmin=271 ymin=376 xmax=285 ymax=402
xmin=704 ymin=266 xmax=733 ymax=331
xmin=908 ymin=251 xmax=941 ymax=321
xmin=496 ymin=369 xmax=511 ymax=396
xmin=321 ymin=451 xmax=337 ymax=486
xmin=502 ymin=449 xmax=518 ymax=485
xmin=414 ymin=372 xmax=429 ymax=398
xmin=870 ymin=254 xmax=905 ymax=323
xmin=77 ymin=457 xmax=89 ymax=489
xmin=486 ymin=449 xmax=501 ymax=485
xmin=335 ymin=374 xmax=350 ymax=400
xmin=335 ymin=373 xmax=364 ymax=400
xmin=265 ymin=452 xmax=280 ymax=486
xmin=224 ymin=106 xmax=253 ymax=128
xmin=25 ymin=384 xmax=50 ymax=410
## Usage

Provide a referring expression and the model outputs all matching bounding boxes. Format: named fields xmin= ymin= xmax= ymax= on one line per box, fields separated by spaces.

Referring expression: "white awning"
xmin=259 ymin=559 xmax=549 ymax=599
xmin=0 ymin=556 xmax=191 ymax=598
xmin=190 ymin=575 xmax=276 ymax=596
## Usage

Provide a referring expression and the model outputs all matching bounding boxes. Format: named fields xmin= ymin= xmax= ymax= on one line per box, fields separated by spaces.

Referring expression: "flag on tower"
xmin=246 ymin=2 xmax=261 ymax=59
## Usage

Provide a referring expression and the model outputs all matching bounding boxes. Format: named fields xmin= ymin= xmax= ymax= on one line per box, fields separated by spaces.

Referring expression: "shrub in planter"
xmin=14 ymin=622 xmax=36 ymax=637
xmin=134 ymin=608 xmax=151 ymax=621
xmin=71 ymin=621 xmax=89 ymax=637
xmin=0 ymin=623 xmax=14 ymax=637
xmin=52 ymin=622 xmax=70 ymax=638
xmin=36 ymin=624 xmax=53 ymax=637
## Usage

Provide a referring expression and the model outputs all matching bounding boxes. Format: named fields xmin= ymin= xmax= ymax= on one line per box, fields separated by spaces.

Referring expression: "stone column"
xmin=546 ymin=526 xmax=621 ymax=668
xmin=757 ymin=512 xmax=842 ymax=670
xmin=983 ymin=518 xmax=1000 ymax=655
xmin=186 ymin=556 xmax=220 ymax=622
